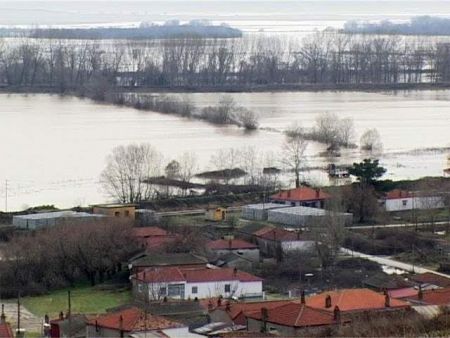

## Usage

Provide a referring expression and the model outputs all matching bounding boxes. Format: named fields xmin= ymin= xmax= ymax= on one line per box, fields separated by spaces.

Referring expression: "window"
xmin=114 ymin=211 xmax=120 ymax=217
xmin=124 ymin=210 xmax=130 ymax=217
xmin=192 ymin=286 xmax=198 ymax=294
xmin=402 ymin=200 xmax=408 ymax=206
xmin=159 ymin=287 xmax=167 ymax=296
xmin=224 ymin=284 xmax=231 ymax=293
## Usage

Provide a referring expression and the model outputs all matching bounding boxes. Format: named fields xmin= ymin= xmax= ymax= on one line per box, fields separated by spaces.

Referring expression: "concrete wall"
xmin=246 ymin=318 xmax=329 ymax=336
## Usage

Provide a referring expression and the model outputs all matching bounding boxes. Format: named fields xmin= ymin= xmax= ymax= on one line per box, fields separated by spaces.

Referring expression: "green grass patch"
xmin=21 ymin=285 xmax=132 ymax=317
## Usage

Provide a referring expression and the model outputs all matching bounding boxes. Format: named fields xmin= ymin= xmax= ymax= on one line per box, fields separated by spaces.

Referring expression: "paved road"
xmin=0 ymin=302 xmax=43 ymax=335
xmin=340 ymin=247 xmax=450 ymax=278
xmin=347 ymin=221 xmax=449 ymax=230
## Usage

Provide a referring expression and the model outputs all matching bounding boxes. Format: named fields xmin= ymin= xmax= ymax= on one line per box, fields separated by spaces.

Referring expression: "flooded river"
xmin=0 ymin=90 xmax=449 ymax=211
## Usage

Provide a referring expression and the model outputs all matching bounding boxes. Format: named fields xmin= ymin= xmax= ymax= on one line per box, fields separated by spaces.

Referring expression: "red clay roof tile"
xmin=0 ymin=323 xmax=14 ymax=338
xmin=271 ymin=187 xmax=330 ymax=202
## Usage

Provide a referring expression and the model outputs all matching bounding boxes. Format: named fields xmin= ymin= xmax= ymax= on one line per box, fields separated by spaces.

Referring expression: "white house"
xmin=381 ymin=189 xmax=444 ymax=212
xmin=131 ymin=266 xmax=263 ymax=301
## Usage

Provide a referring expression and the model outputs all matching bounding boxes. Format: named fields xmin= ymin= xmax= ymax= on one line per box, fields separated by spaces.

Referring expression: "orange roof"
xmin=408 ymin=288 xmax=450 ymax=305
xmin=385 ymin=189 xmax=413 ymax=200
xmin=140 ymin=235 xmax=178 ymax=250
xmin=410 ymin=272 xmax=450 ymax=288
xmin=207 ymin=239 xmax=257 ymax=250
xmin=246 ymin=302 xmax=340 ymax=328
xmin=134 ymin=267 xmax=262 ymax=284
xmin=271 ymin=187 xmax=330 ymax=202
xmin=132 ymin=227 xmax=168 ymax=238
xmin=87 ymin=307 xmax=181 ymax=332
xmin=0 ymin=323 xmax=14 ymax=338
xmin=306 ymin=289 xmax=410 ymax=313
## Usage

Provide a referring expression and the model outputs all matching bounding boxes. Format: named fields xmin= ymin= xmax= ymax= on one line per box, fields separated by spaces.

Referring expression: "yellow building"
xmin=205 ymin=207 xmax=227 ymax=221
xmin=92 ymin=204 xmax=137 ymax=220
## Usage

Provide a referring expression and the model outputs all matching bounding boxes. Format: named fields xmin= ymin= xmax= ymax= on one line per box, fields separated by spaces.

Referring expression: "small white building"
xmin=132 ymin=266 xmax=263 ymax=301
xmin=267 ymin=206 xmax=353 ymax=227
xmin=381 ymin=189 xmax=445 ymax=212
xmin=241 ymin=203 xmax=290 ymax=221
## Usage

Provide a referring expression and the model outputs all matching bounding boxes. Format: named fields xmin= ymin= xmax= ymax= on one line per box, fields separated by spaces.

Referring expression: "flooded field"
xmin=0 ymin=90 xmax=448 ymax=210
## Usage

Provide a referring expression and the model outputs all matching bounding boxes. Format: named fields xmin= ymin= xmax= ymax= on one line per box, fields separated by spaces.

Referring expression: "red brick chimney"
xmin=325 ymin=295 xmax=332 ymax=308
xmin=301 ymin=290 xmax=305 ymax=304
xmin=59 ymin=311 xmax=64 ymax=321
xmin=385 ymin=294 xmax=390 ymax=307
xmin=228 ymin=239 xmax=233 ymax=250
xmin=333 ymin=306 xmax=341 ymax=323
xmin=418 ymin=286 xmax=423 ymax=301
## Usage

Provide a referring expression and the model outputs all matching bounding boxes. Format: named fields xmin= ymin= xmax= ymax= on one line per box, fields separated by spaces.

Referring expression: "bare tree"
xmin=101 ymin=143 xmax=162 ymax=203
xmin=360 ymin=128 xmax=383 ymax=152
xmin=282 ymin=125 xmax=309 ymax=188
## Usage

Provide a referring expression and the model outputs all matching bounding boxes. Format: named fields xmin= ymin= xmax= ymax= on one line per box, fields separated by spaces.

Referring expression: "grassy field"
xmin=22 ymin=285 xmax=132 ymax=317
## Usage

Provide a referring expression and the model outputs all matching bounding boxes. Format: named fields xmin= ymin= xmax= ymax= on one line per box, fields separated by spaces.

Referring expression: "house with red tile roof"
xmin=207 ymin=239 xmax=260 ymax=262
xmin=131 ymin=266 xmax=263 ymax=301
xmin=270 ymin=187 xmax=330 ymax=208
xmin=131 ymin=226 xmax=178 ymax=251
xmin=306 ymin=288 xmax=410 ymax=314
xmin=404 ymin=287 xmax=450 ymax=306
xmin=380 ymin=189 xmax=444 ymax=212
xmin=0 ymin=306 xmax=13 ymax=338
xmin=86 ymin=306 xmax=183 ymax=338
xmin=253 ymin=226 xmax=315 ymax=258
xmin=410 ymin=272 xmax=450 ymax=288
xmin=246 ymin=301 xmax=347 ymax=336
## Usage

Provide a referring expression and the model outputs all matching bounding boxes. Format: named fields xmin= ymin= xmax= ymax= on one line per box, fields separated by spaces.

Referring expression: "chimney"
xmin=385 ymin=294 xmax=390 ymax=308
xmin=119 ymin=315 xmax=124 ymax=335
xmin=261 ymin=307 xmax=268 ymax=333
xmin=287 ymin=190 xmax=291 ymax=198
xmin=1 ymin=304 xmax=5 ymax=324
xmin=217 ymin=297 xmax=222 ymax=307
xmin=59 ymin=311 xmax=64 ymax=321
xmin=229 ymin=239 xmax=233 ymax=250
xmin=143 ymin=271 xmax=146 ymax=281
xmin=418 ymin=286 xmax=423 ymax=301
xmin=301 ymin=290 xmax=305 ymax=304
xmin=44 ymin=314 xmax=49 ymax=324
xmin=233 ymin=267 xmax=238 ymax=277
xmin=333 ymin=306 xmax=341 ymax=323
xmin=325 ymin=295 xmax=332 ymax=308
xmin=225 ymin=301 xmax=231 ymax=311
xmin=316 ymin=189 xmax=320 ymax=199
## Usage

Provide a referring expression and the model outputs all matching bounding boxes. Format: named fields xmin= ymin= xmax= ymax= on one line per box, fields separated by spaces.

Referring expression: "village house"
xmin=92 ymin=203 xmax=137 ymax=219
xmin=211 ymin=253 xmax=256 ymax=271
xmin=131 ymin=266 xmax=263 ymax=301
xmin=0 ymin=306 xmax=13 ymax=338
xmin=252 ymin=226 xmax=315 ymax=257
xmin=128 ymin=252 xmax=208 ymax=275
xmin=379 ymin=189 xmax=444 ymax=212
xmin=270 ymin=187 xmax=331 ymax=208
xmin=245 ymin=301 xmax=346 ymax=336
xmin=131 ymin=226 xmax=178 ymax=251
xmin=409 ymin=272 xmax=450 ymax=288
xmin=206 ymin=239 xmax=260 ymax=262
xmin=207 ymin=299 xmax=301 ymax=326
xmin=85 ymin=306 xmax=185 ymax=338
xmin=50 ymin=313 xmax=89 ymax=338
xmin=306 ymin=288 xmax=410 ymax=315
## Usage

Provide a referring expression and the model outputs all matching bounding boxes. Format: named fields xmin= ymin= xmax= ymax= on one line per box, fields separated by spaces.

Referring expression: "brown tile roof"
xmin=410 ymin=272 xmax=450 ymax=288
xmin=0 ymin=323 xmax=14 ymax=338
xmin=271 ymin=187 xmax=330 ymax=202
xmin=134 ymin=267 xmax=263 ymax=284
xmin=132 ymin=227 xmax=168 ymax=238
xmin=246 ymin=302 xmax=339 ymax=328
xmin=87 ymin=306 xmax=181 ymax=332
xmin=254 ymin=227 xmax=307 ymax=242
xmin=207 ymin=239 xmax=258 ymax=251
xmin=306 ymin=289 xmax=410 ymax=313
xmin=385 ymin=189 xmax=413 ymax=200
xmin=408 ymin=287 xmax=450 ymax=305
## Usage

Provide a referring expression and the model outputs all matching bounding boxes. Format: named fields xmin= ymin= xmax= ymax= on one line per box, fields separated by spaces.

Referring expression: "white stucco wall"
xmin=281 ymin=240 xmax=315 ymax=252
xmin=385 ymin=196 xmax=444 ymax=212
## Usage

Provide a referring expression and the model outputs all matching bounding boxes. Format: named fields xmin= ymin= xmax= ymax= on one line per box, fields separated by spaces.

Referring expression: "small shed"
xmin=205 ymin=207 xmax=227 ymax=221
xmin=267 ymin=206 xmax=353 ymax=227
xmin=92 ymin=203 xmax=137 ymax=219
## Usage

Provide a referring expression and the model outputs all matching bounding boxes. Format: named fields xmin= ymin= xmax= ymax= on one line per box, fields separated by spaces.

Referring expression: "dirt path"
xmin=1 ymin=301 xmax=43 ymax=334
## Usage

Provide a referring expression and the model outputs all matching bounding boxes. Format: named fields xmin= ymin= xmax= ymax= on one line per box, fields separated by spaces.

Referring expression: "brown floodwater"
xmin=0 ymin=91 xmax=448 ymax=211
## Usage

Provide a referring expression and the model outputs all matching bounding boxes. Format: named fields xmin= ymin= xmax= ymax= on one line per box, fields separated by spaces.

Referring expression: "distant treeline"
xmin=344 ymin=16 xmax=450 ymax=36
xmin=2 ymin=32 xmax=450 ymax=93
xmin=0 ymin=24 xmax=242 ymax=40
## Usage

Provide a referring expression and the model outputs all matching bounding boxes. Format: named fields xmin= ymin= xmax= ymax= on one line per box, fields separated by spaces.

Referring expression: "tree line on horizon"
xmin=1 ymin=32 xmax=450 ymax=92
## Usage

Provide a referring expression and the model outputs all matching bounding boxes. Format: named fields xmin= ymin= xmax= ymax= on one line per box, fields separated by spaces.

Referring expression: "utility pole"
xmin=17 ymin=291 xmax=21 ymax=338
xmin=68 ymin=290 xmax=72 ymax=337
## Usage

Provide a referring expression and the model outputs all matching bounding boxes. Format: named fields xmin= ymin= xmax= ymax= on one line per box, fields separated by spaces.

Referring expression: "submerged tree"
xmin=360 ymin=128 xmax=383 ymax=152
xmin=282 ymin=124 xmax=309 ymax=188
xmin=101 ymin=143 xmax=161 ymax=203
